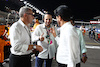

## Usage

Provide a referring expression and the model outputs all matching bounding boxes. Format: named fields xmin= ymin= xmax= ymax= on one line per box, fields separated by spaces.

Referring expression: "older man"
xmin=9 ymin=6 xmax=43 ymax=67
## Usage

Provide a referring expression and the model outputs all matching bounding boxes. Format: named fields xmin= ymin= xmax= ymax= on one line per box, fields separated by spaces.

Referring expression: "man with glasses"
xmin=9 ymin=6 xmax=43 ymax=67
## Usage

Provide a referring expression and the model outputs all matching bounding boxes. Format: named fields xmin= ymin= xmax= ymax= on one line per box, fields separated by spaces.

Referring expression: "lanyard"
xmin=24 ymin=26 xmax=31 ymax=44
xmin=46 ymin=28 xmax=52 ymax=45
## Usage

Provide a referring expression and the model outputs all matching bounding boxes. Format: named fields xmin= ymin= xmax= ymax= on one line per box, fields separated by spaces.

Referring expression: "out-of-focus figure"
xmin=88 ymin=27 xmax=91 ymax=38
xmin=80 ymin=25 xmax=86 ymax=36
xmin=32 ymin=17 xmax=40 ymax=32
xmin=91 ymin=26 xmax=96 ymax=39
xmin=71 ymin=20 xmax=87 ymax=64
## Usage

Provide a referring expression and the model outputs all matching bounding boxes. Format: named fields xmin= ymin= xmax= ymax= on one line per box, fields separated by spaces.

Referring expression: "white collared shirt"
xmin=55 ymin=22 xmax=80 ymax=67
xmin=32 ymin=23 xmax=57 ymax=59
xmin=9 ymin=19 xmax=32 ymax=55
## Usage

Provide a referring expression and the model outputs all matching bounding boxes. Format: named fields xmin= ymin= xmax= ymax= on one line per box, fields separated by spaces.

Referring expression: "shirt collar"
xmin=18 ymin=19 xmax=26 ymax=27
xmin=60 ymin=21 xmax=71 ymax=30
xmin=18 ymin=19 xmax=30 ymax=30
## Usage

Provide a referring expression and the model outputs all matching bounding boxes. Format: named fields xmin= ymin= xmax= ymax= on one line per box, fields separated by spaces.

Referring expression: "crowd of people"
xmin=3 ymin=5 xmax=88 ymax=67
xmin=80 ymin=25 xmax=96 ymax=40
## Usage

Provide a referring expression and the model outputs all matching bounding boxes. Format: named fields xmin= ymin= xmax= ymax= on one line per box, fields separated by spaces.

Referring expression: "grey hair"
xmin=19 ymin=6 xmax=32 ymax=17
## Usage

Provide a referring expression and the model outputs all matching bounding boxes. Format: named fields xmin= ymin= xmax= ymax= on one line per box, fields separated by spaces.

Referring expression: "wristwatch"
xmin=33 ymin=45 xmax=36 ymax=49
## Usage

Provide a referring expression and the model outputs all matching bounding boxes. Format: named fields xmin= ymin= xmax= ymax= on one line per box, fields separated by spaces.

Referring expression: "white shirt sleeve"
xmin=55 ymin=36 xmax=60 ymax=46
xmin=31 ymin=25 xmax=40 ymax=42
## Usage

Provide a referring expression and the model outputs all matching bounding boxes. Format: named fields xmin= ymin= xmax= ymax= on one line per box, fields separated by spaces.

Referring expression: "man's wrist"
xmin=83 ymin=54 xmax=87 ymax=57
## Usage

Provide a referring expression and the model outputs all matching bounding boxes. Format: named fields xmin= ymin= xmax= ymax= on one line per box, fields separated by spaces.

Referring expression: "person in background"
xmin=79 ymin=25 xmax=83 ymax=31
xmin=91 ymin=26 xmax=95 ymax=39
xmin=80 ymin=26 xmax=86 ymax=36
xmin=71 ymin=19 xmax=87 ymax=64
xmin=88 ymin=27 xmax=91 ymax=38
xmin=9 ymin=6 xmax=43 ymax=67
xmin=6 ymin=22 xmax=11 ymax=35
xmin=82 ymin=26 xmax=86 ymax=36
xmin=6 ymin=22 xmax=12 ymax=38
xmin=32 ymin=13 xmax=57 ymax=67
xmin=0 ymin=22 xmax=11 ymax=40
xmin=51 ymin=5 xmax=80 ymax=67
xmin=32 ymin=17 xmax=40 ymax=32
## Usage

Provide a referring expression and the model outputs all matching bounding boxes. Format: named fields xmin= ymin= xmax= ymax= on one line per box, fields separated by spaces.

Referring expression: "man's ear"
xmin=58 ymin=15 xmax=62 ymax=21
xmin=23 ymin=13 xmax=28 ymax=20
xmin=24 ymin=13 xmax=27 ymax=17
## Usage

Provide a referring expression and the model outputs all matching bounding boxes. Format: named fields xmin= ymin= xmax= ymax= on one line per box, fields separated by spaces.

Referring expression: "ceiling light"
xmin=24 ymin=1 xmax=27 ymax=4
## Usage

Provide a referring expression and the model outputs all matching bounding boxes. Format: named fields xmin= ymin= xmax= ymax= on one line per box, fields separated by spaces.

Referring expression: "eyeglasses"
xmin=26 ymin=13 xmax=35 ymax=16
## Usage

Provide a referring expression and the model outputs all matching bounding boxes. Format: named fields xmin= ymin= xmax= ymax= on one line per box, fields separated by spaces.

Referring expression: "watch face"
xmin=33 ymin=46 xmax=36 ymax=49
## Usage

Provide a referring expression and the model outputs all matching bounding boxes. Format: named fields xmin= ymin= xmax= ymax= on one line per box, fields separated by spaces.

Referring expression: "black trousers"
xmin=9 ymin=53 xmax=31 ymax=67
xmin=58 ymin=62 xmax=80 ymax=67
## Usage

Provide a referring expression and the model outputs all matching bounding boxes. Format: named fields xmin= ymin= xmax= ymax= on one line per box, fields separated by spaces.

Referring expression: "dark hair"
xmin=54 ymin=5 xmax=72 ymax=21
xmin=43 ymin=12 xmax=52 ymax=19
xmin=7 ymin=22 xmax=12 ymax=26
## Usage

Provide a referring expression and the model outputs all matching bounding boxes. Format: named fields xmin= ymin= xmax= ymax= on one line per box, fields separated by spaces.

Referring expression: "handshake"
xmin=81 ymin=53 xmax=88 ymax=63
xmin=31 ymin=33 xmax=44 ymax=56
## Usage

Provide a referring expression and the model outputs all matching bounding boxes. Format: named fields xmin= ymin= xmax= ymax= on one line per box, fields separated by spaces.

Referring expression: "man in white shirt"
xmin=32 ymin=13 xmax=57 ymax=67
xmin=51 ymin=5 xmax=80 ymax=67
xmin=9 ymin=6 xmax=43 ymax=67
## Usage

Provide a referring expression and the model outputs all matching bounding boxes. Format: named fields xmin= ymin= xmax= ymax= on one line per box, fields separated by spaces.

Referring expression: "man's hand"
xmin=28 ymin=45 xmax=43 ymax=52
xmin=39 ymin=33 xmax=44 ymax=41
xmin=50 ymin=27 xmax=56 ymax=37
xmin=35 ymin=45 xmax=43 ymax=52
xmin=81 ymin=54 xmax=87 ymax=63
